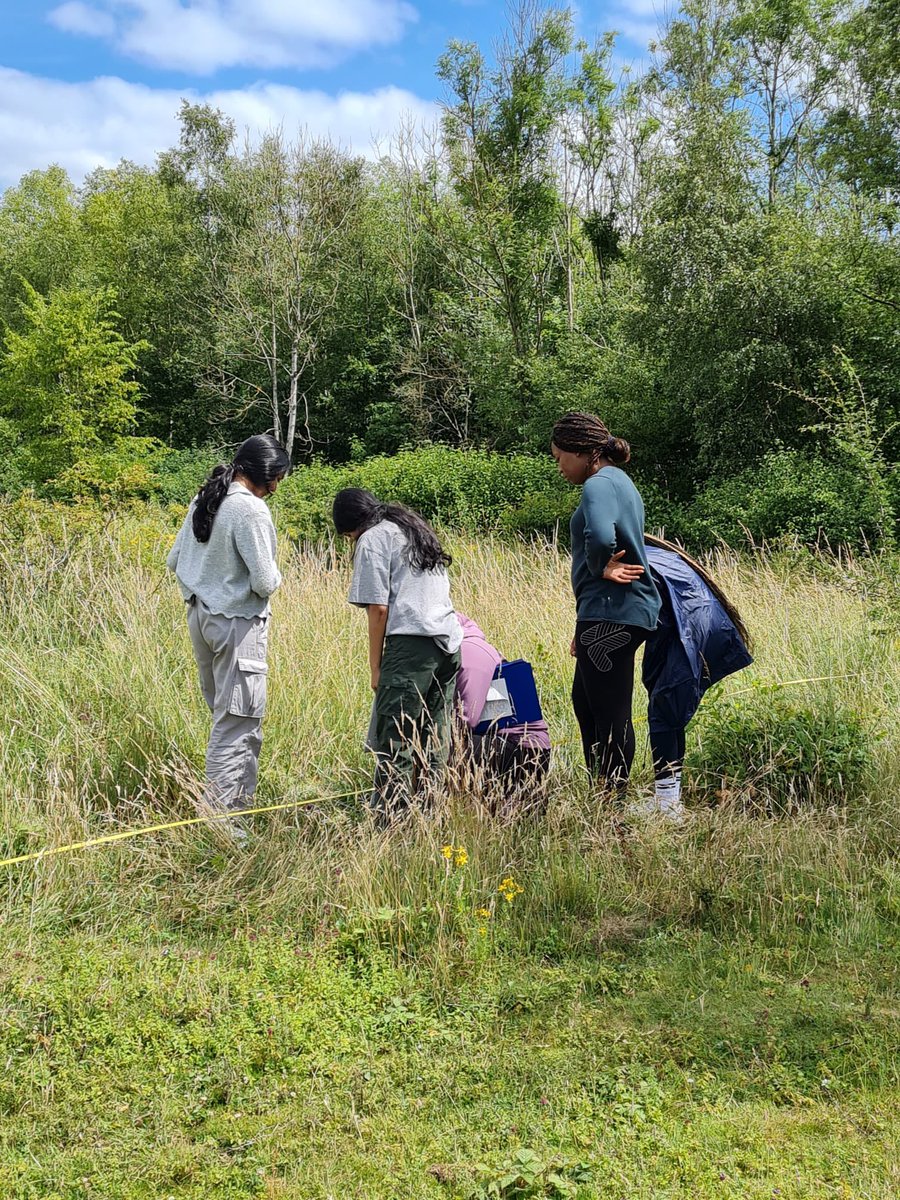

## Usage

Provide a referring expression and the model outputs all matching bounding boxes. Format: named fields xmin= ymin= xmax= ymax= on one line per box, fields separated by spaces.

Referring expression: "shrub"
xmin=0 ymin=418 xmax=29 ymax=497
xmin=153 ymin=444 xmax=224 ymax=505
xmin=50 ymin=436 xmax=167 ymax=500
xmin=689 ymin=684 xmax=873 ymax=810
xmin=273 ymin=447 xmax=573 ymax=542
xmin=680 ymin=450 xmax=894 ymax=551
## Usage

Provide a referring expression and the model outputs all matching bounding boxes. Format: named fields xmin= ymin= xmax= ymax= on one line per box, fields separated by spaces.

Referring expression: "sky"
xmin=0 ymin=0 xmax=663 ymax=192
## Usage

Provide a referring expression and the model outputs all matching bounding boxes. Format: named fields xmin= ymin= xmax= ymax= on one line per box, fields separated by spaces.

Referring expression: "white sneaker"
xmin=627 ymin=794 xmax=686 ymax=823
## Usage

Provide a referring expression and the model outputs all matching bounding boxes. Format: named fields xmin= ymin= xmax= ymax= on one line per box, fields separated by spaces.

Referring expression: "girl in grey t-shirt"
xmin=167 ymin=434 xmax=290 ymax=822
xmin=333 ymin=488 xmax=461 ymax=819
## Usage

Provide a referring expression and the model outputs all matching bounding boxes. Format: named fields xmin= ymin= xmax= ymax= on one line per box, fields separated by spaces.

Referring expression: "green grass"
xmin=1 ymin=499 xmax=899 ymax=1198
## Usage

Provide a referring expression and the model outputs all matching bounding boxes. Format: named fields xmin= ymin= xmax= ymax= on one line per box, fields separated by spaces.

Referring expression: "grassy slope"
xmin=0 ymin=503 xmax=898 ymax=1198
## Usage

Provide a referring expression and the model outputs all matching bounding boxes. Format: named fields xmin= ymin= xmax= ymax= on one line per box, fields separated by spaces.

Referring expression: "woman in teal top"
xmin=551 ymin=411 xmax=660 ymax=794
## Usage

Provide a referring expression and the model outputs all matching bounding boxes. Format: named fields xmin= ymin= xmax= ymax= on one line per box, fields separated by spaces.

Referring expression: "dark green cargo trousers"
xmin=371 ymin=634 xmax=461 ymax=815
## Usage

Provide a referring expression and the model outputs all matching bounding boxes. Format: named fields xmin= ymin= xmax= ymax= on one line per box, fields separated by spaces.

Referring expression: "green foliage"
xmin=690 ymin=684 xmax=873 ymax=808
xmin=0 ymin=3 xmax=896 ymax=517
xmin=680 ymin=449 xmax=894 ymax=550
xmin=466 ymin=1148 xmax=592 ymax=1198
xmin=816 ymin=0 xmax=900 ymax=197
xmin=50 ymin=436 xmax=167 ymax=501
xmin=0 ymin=166 xmax=81 ymax=329
xmin=0 ymin=282 xmax=147 ymax=484
xmin=274 ymin=447 xmax=573 ymax=541
xmin=153 ymin=444 xmax=223 ymax=505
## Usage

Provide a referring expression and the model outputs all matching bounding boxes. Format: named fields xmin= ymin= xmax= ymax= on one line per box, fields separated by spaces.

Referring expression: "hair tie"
xmin=605 ymin=436 xmax=617 ymax=454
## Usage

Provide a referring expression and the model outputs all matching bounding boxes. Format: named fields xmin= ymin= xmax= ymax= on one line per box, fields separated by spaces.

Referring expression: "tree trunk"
xmin=285 ymin=341 xmax=299 ymax=460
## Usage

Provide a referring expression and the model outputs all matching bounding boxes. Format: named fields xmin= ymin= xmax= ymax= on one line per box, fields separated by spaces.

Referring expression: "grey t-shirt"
xmin=166 ymin=482 xmax=281 ymax=618
xmin=348 ymin=520 xmax=462 ymax=653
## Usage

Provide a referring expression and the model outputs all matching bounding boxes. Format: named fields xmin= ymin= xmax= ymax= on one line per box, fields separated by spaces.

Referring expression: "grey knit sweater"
xmin=166 ymin=483 xmax=282 ymax=617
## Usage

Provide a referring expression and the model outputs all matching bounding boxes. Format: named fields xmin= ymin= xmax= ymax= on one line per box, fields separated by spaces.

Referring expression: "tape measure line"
xmin=0 ymin=788 xmax=367 ymax=869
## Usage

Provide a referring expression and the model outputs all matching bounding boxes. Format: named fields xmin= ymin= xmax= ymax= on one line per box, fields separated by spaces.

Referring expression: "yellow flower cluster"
xmin=498 ymin=876 xmax=524 ymax=904
xmin=441 ymin=844 xmax=468 ymax=868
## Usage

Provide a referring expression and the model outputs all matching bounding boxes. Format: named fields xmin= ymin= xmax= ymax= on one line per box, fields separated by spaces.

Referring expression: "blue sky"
xmin=0 ymin=0 xmax=662 ymax=191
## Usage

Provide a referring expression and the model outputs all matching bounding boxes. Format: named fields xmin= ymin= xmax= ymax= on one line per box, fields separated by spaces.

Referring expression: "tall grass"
xmin=1 ymin=502 xmax=898 ymax=973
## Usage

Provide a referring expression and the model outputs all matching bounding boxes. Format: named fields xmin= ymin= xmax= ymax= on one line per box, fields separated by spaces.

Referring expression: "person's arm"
xmin=348 ymin=527 xmax=393 ymax=688
xmin=367 ymin=605 xmax=389 ymax=690
xmin=233 ymin=505 xmax=282 ymax=598
xmin=165 ymin=507 xmax=191 ymax=573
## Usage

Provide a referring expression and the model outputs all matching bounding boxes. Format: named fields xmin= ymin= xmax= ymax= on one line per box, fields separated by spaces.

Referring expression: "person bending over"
xmin=641 ymin=536 xmax=753 ymax=818
xmin=333 ymin=488 xmax=461 ymax=819
xmin=454 ymin=613 xmax=550 ymax=809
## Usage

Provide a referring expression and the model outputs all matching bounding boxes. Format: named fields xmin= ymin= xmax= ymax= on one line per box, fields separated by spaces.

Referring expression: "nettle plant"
xmin=465 ymin=1148 xmax=593 ymax=1199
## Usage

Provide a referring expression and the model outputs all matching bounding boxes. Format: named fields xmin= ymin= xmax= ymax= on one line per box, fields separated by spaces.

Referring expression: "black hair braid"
xmin=192 ymin=463 xmax=236 ymax=543
xmin=551 ymin=411 xmax=631 ymax=465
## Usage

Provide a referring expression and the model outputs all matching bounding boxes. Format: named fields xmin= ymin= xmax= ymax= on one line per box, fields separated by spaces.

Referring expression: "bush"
xmin=679 ymin=450 xmax=895 ymax=551
xmin=50 ymin=436 xmax=167 ymax=501
xmin=153 ymin=445 xmax=224 ymax=505
xmin=0 ymin=418 xmax=29 ymax=497
xmin=689 ymin=684 xmax=873 ymax=810
xmin=273 ymin=447 xmax=574 ymax=542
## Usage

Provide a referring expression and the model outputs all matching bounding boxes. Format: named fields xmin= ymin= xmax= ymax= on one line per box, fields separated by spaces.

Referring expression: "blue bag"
xmin=474 ymin=659 xmax=543 ymax=734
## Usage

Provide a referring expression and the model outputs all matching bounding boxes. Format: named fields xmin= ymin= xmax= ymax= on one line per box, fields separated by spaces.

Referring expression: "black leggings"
xmin=572 ymin=620 xmax=648 ymax=792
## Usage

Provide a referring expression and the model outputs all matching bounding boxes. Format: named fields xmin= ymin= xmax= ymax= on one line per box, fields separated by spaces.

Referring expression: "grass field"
xmin=1 ymin=500 xmax=898 ymax=1199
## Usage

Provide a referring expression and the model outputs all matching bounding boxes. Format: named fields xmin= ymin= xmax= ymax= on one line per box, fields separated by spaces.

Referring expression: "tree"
xmin=79 ymin=162 xmax=208 ymax=445
xmin=733 ymin=0 xmax=837 ymax=204
xmin=0 ymin=167 xmax=81 ymax=331
xmin=816 ymin=0 xmax=900 ymax=203
xmin=0 ymin=282 xmax=147 ymax=483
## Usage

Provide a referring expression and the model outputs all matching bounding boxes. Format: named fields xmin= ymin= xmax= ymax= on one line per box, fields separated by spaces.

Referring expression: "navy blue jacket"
xmin=642 ymin=546 xmax=752 ymax=735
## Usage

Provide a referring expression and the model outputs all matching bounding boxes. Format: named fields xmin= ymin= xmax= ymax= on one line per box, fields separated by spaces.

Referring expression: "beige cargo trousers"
xmin=186 ymin=596 xmax=269 ymax=811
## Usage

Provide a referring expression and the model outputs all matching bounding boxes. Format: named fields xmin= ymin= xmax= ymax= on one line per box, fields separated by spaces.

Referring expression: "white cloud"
xmin=46 ymin=0 xmax=418 ymax=73
xmin=50 ymin=1 xmax=117 ymax=37
xmin=0 ymin=67 xmax=438 ymax=191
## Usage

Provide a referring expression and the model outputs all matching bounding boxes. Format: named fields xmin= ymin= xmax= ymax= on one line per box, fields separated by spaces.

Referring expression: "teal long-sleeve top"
xmin=569 ymin=466 xmax=661 ymax=630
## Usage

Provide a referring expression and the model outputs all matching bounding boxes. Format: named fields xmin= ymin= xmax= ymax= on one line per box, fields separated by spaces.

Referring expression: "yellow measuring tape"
xmin=0 ymin=789 xmax=366 ymax=869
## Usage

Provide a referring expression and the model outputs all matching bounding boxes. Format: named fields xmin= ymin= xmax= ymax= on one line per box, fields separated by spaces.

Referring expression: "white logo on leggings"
xmin=580 ymin=622 xmax=630 ymax=672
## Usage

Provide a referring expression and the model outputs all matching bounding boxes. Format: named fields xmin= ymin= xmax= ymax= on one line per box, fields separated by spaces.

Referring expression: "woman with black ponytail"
xmin=167 ymin=434 xmax=290 ymax=824
xmin=332 ymin=488 xmax=462 ymax=818
xmin=551 ymin=411 xmax=660 ymax=797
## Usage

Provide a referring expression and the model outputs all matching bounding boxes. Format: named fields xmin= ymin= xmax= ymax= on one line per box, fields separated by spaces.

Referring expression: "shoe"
xmin=627 ymin=795 xmax=685 ymax=823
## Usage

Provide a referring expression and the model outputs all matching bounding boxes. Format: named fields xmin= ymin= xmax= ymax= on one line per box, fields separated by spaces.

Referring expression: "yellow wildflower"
xmin=498 ymin=876 xmax=524 ymax=903
xmin=475 ymin=907 xmax=491 ymax=920
xmin=441 ymin=845 xmax=454 ymax=860
xmin=454 ymin=846 xmax=468 ymax=868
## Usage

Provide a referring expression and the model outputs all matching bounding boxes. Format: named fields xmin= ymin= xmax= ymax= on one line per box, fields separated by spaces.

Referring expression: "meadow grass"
xmin=0 ymin=502 xmax=898 ymax=1198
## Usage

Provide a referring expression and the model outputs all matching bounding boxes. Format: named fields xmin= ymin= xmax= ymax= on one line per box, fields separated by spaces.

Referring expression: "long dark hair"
xmin=332 ymin=488 xmax=452 ymax=571
xmin=192 ymin=434 xmax=290 ymax=543
xmin=645 ymin=534 xmax=753 ymax=650
xmin=551 ymin=411 xmax=631 ymax=466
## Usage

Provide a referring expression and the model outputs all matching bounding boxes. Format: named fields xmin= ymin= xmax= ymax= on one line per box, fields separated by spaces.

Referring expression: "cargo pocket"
xmin=229 ymin=657 xmax=268 ymax=718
